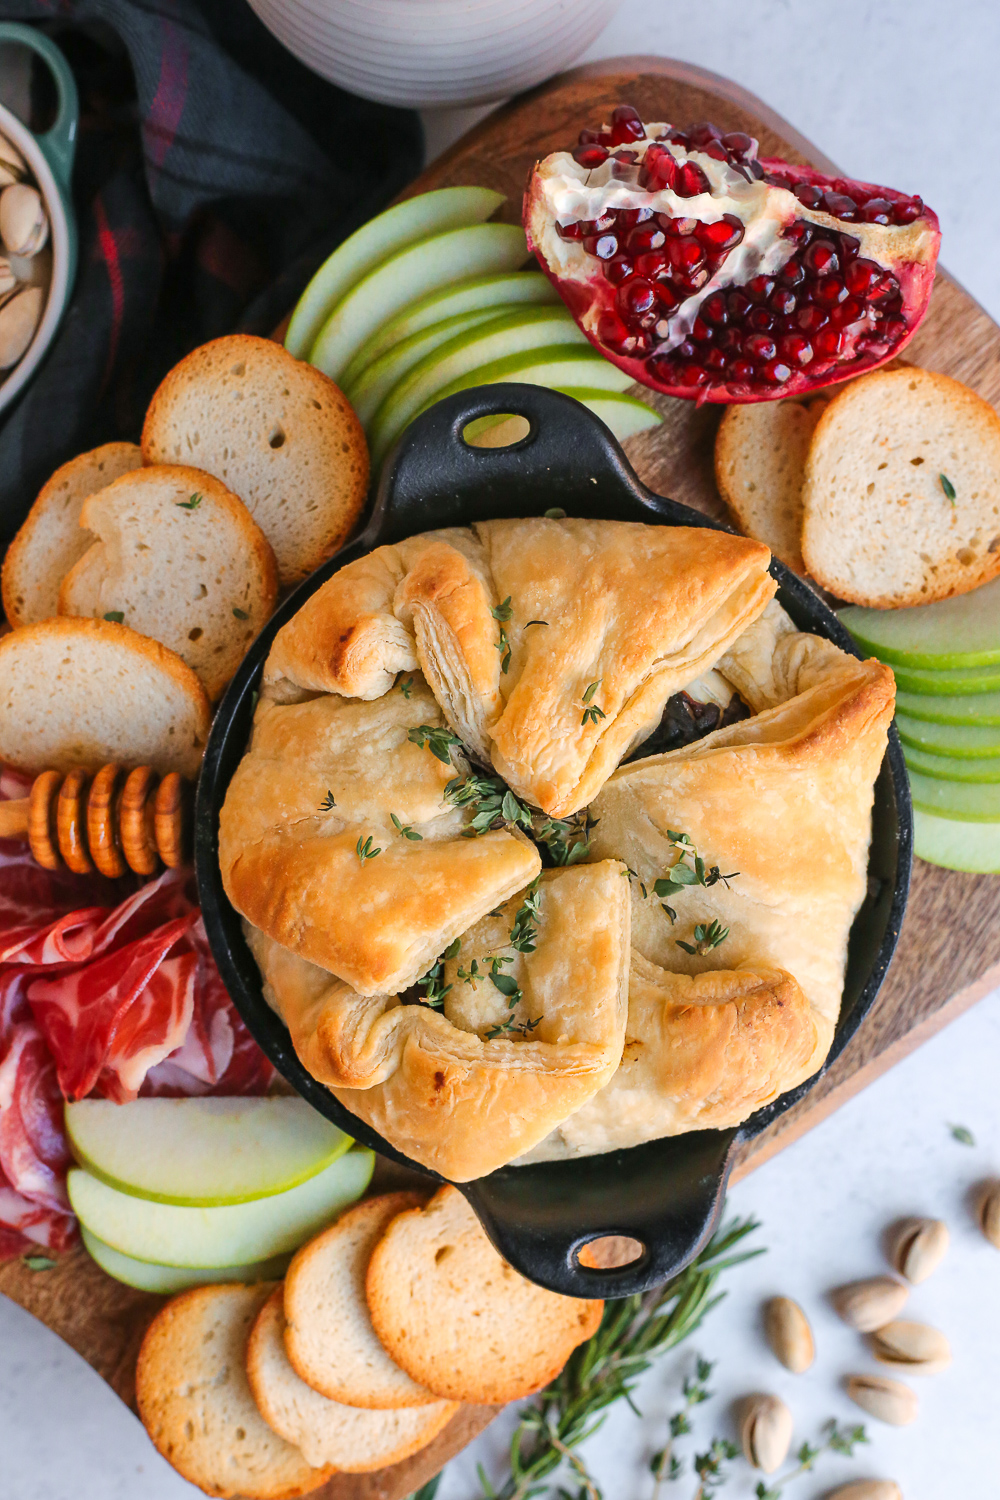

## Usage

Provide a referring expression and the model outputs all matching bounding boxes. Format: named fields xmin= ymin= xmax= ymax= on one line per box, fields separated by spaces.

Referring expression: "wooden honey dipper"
xmin=0 ymin=765 xmax=191 ymax=877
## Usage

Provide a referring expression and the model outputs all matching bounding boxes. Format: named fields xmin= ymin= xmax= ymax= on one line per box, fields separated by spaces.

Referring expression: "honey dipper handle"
xmin=0 ymin=797 xmax=30 ymax=840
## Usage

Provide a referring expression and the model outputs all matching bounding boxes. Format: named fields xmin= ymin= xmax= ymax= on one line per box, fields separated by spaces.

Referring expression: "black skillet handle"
xmin=370 ymin=383 xmax=698 ymax=542
xmin=462 ymin=1127 xmax=741 ymax=1300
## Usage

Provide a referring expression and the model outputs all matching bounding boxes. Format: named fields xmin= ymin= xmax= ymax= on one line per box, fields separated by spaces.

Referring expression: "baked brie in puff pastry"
xmin=264 ymin=518 xmax=776 ymax=815
xmin=243 ymin=862 xmax=630 ymax=1181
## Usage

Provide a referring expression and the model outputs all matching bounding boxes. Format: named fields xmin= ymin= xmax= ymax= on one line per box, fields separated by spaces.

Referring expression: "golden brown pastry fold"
xmin=245 ymin=861 xmax=631 ymax=1180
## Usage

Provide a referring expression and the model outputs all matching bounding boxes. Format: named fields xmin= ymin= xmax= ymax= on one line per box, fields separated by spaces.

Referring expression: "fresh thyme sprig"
xmin=691 ymin=1438 xmax=740 ymax=1498
xmin=391 ymin=813 xmax=423 ymax=841
xmin=535 ymin=811 xmax=598 ymax=867
xmin=418 ymin=937 xmax=462 ymax=1009
xmin=509 ymin=876 xmax=542 ymax=953
xmin=581 ymin=680 xmax=606 ymax=727
xmin=486 ymin=1015 xmax=542 ymax=1041
xmin=398 ymin=676 xmax=414 ymax=698
xmin=474 ymin=1216 xmax=762 ymax=1500
xmin=650 ymin=1357 xmax=714 ymax=1496
xmin=653 ymin=831 xmax=738 ymax=924
xmin=175 ymin=491 xmax=202 ymax=510
xmin=493 ymin=597 xmax=513 ymax=673
xmin=408 ymin=723 xmax=463 ymax=765
xmin=355 ymin=834 xmax=381 ymax=864
xmin=318 ymin=790 xmax=337 ymax=812
xmin=447 ymin=773 xmax=534 ymax=835
xmin=676 ymin=919 xmax=730 ymax=957
xmin=752 ymin=1420 xmax=868 ymax=1500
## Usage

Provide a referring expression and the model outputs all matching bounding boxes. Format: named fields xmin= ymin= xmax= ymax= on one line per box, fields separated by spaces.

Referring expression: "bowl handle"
xmin=0 ymin=22 xmax=79 ymax=191
xmin=463 ymin=1127 xmax=741 ymax=1299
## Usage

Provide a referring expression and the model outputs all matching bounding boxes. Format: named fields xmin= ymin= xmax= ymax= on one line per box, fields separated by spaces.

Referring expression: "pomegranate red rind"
xmin=524 ymin=112 xmax=940 ymax=403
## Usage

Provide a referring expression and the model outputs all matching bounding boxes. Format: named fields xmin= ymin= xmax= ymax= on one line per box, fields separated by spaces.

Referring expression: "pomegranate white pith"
xmin=524 ymin=110 xmax=940 ymax=403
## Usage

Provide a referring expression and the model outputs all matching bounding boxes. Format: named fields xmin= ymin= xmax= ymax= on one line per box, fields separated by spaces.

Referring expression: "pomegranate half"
xmin=524 ymin=108 xmax=940 ymax=403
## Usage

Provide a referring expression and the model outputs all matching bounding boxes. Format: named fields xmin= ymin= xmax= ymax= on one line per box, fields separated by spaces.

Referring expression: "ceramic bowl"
xmin=245 ymin=0 xmax=624 ymax=108
xmin=0 ymin=22 xmax=78 ymax=418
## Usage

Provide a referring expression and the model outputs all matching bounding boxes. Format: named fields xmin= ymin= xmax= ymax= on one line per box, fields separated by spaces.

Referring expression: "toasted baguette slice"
xmin=136 ymin=1283 xmax=332 ymax=1500
xmin=0 ymin=617 xmax=211 ymax=777
xmin=142 ymin=334 xmax=369 ymax=587
xmin=2 ymin=442 xmax=142 ymax=627
xmin=366 ymin=1185 xmax=603 ymax=1405
xmin=715 ymin=395 xmax=830 ymax=573
xmin=247 ymin=1288 xmax=457 ymax=1472
xmin=284 ymin=1192 xmax=437 ymax=1409
xmin=58 ymin=465 xmax=277 ymax=700
xmin=801 ymin=368 xmax=1000 ymax=606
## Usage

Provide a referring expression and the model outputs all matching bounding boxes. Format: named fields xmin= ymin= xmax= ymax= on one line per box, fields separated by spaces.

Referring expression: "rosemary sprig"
xmin=753 ymin=1420 xmax=868 ymax=1500
xmin=676 ymin=919 xmax=730 ymax=957
xmin=318 ymin=790 xmax=337 ymax=812
xmin=355 ymin=834 xmax=382 ymax=864
xmin=474 ymin=1216 xmax=762 ymax=1500
xmin=409 ymin=723 xmax=463 ymax=765
xmin=391 ymin=813 xmax=423 ymax=841
xmin=418 ymin=938 xmax=462 ymax=1009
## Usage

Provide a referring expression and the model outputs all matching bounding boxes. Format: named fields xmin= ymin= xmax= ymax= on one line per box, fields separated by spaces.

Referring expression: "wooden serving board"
xmin=3 ymin=54 xmax=1000 ymax=1500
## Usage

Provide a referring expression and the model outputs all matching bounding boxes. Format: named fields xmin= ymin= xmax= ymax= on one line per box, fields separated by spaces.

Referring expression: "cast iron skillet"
xmin=196 ymin=385 xmax=912 ymax=1299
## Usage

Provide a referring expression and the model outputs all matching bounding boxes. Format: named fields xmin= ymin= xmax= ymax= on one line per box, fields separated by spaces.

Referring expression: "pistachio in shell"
xmin=0 ymin=132 xmax=26 ymax=187
xmin=763 ymin=1295 xmax=815 ymax=1373
xmin=825 ymin=1484 xmax=903 ymax=1500
xmin=740 ymin=1393 xmax=793 ymax=1473
xmin=0 ymin=285 xmax=44 ymax=369
xmin=871 ymin=1318 xmax=951 ymax=1374
xmin=830 ymin=1276 xmax=908 ymax=1332
xmin=0 ymin=183 xmax=48 ymax=258
xmin=845 ymin=1373 xmax=918 ymax=1426
xmin=978 ymin=1181 xmax=1000 ymax=1249
xmin=889 ymin=1216 xmax=949 ymax=1283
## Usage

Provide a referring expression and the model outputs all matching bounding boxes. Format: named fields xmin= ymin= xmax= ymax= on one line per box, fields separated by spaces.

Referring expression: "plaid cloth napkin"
xmin=0 ymin=0 xmax=423 ymax=545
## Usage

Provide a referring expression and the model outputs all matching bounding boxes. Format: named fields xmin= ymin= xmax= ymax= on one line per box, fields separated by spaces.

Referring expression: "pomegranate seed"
xmin=721 ymin=131 xmax=754 ymax=154
xmin=603 ymin=256 xmax=635 ymax=286
xmin=578 ymin=129 xmax=601 ymax=145
xmin=747 ymin=160 xmax=764 ymax=180
xmin=780 ymin=257 xmax=805 ymax=287
xmin=674 ymin=338 xmax=696 ymax=360
xmin=581 ymin=212 xmax=616 ymax=235
xmin=701 ymin=139 xmax=729 ymax=161
xmin=695 ymin=214 xmax=745 ymax=251
xmin=702 ymin=292 xmax=728 ymax=324
xmin=830 ymin=296 xmax=864 ymax=328
xmin=823 ymin=191 xmax=858 ymax=220
xmin=678 ymin=363 xmax=709 ymax=387
xmin=746 ymin=275 xmax=775 ymax=303
xmin=804 ymin=241 xmax=839 ymax=276
xmin=596 ymin=311 xmax=637 ymax=354
xmin=668 ymin=236 xmax=704 ymax=271
xmin=618 ymin=278 xmax=661 ymax=324
xmin=796 ymin=304 xmax=829 ymax=333
xmin=778 ymin=333 xmax=814 ymax=365
xmin=729 ymin=359 xmax=755 ymax=382
xmin=617 ymin=206 xmax=653 ymax=228
xmin=747 ymin=305 xmax=775 ymax=333
xmin=641 ymin=145 xmax=677 ymax=190
xmin=892 ymin=198 xmax=923 ymax=225
xmin=628 ymin=224 xmax=666 ymax=254
xmin=883 ymin=315 xmax=909 ymax=340
xmin=794 ymin=182 xmax=824 ymax=209
xmin=815 ymin=275 xmax=849 ymax=306
xmin=814 ymin=328 xmax=844 ymax=357
xmin=574 ymin=144 xmax=609 ymax=168
xmin=762 ymin=359 xmax=793 ymax=384
xmin=770 ymin=287 xmax=797 ymax=316
xmin=556 ymin=220 xmax=584 ymax=241
xmin=745 ymin=333 xmax=777 ymax=363
xmin=680 ymin=266 xmax=710 ymax=292
xmin=676 ymin=161 xmax=711 ymax=197
xmin=704 ymin=347 xmax=728 ymax=371
xmin=607 ymin=104 xmax=646 ymax=146
xmin=845 ymin=258 xmax=881 ymax=295
xmin=658 ymin=284 xmax=681 ymax=311
xmin=717 ymin=328 xmax=742 ymax=354
xmin=584 ymin=233 xmax=619 ymax=260
xmin=662 ymin=127 xmax=690 ymax=146
xmin=687 ymin=121 xmax=723 ymax=146
xmin=783 ymin=221 xmax=812 ymax=246
xmin=870 ymin=272 xmax=901 ymax=303
xmin=861 ymin=197 xmax=892 ymax=225
xmin=691 ymin=317 xmax=714 ymax=343
xmin=727 ymin=290 xmax=751 ymax=320
xmin=633 ymin=250 xmax=668 ymax=279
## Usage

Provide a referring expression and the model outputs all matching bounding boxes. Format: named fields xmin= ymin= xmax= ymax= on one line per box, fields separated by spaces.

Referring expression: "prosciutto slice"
xmin=0 ymin=771 xmax=275 ymax=1260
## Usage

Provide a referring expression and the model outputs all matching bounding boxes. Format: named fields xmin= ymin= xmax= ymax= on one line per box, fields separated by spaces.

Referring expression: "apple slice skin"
xmin=65 ymin=1097 xmax=352 ymax=1206
xmin=284 ymin=185 xmax=505 ymax=359
xmin=914 ymin=808 xmax=1000 ymax=872
xmin=81 ymin=1227 xmax=291 ymax=1294
xmin=341 ymin=270 xmax=559 ymax=387
xmin=552 ymin=388 xmax=661 ymax=440
xmin=310 ymin=222 xmax=528 ymax=381
xmin=895 ymin=712 xmax=1000 ymax=759
xmin=903 ymin=743 xmax=1000 ymax=783
xmin=889 ymin=660 xmax=1000 ymax=695
xmin=67 ymin=1148 xmax=375 ymax=1268
xmin=896 ymin=688 xmax=1000 ymax=727
xmin=839 ymin=577 xmax=1000 ymax=669
xmin=907 ymin=769 xmax=1000 ymax=822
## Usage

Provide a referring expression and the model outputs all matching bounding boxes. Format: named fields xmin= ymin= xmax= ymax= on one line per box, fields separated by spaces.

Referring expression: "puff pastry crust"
xmin=219 ymin=675 xmax=540 ymax=996
xmin=245 ymin=862 xmax=630 ymax=1181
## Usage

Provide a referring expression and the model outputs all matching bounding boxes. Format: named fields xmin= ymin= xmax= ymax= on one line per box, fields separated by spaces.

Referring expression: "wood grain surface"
xmin=3 ymin=54 xmax=999 ymax=1500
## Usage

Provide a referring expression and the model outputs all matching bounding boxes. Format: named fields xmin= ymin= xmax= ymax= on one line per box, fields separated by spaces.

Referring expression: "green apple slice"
xmin=340 ymin=271 xmax=559 ymax=387
xmin=345 ymin=306 xmax=543 ymax=428
xmin=888 ymin=660 xmax=1000 ymax=695
xmin=284 ymin=186 xmax=505 ymax=359
xmin=67 ymin=1147 xmax=375 ymax=1268
xmin=310 ymin=222 xmax=528 ymax=381
xmin=65 ymin=1096 xmax=352 ymax=1206
xmin=903 ymin=743 xmax=1000 ymax=783
xmin=907 ymin=769 xmax=1000 ymax=822
xmin=896 ymin=688 xmax=1000 ymax=726
xmin=81 ymin=1227 xmax=291 ymax=1294
xmin=914 ymin=808 xmax=1000 ymax=872
xmin=369 ymin=312 xmax=592 ymax=467
xmin=839 ymin=577 xmax=1000 ymax=668
xmin=895 ymin=712 xmax=1000 ymax=758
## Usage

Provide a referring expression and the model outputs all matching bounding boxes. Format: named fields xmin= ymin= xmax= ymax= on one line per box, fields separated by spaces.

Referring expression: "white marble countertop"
xmin=3 ymin=1 xmax=999 ymax=1495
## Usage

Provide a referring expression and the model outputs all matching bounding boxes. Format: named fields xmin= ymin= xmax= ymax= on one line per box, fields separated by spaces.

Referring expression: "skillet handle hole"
xmin=575 ymin=1235 xmax=646 ymax=1271
xmin=462 ymin=413 xmax=531 ymax=449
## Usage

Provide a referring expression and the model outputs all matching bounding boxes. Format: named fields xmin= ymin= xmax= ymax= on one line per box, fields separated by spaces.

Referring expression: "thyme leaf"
xmin=418 ymin=937 xmax=462 ymax=1009
xmin=508 ymin=875 xmax=542 ymax=953
xmin=486 ymin=1015 xmax=542 ymax=1041
xmin=524 ymin=619 xmax=549 ymax=628
xmin=318 ymin=790 xmax=337 ymax=811
xmin=676 ymin=919 xmax=730 ymax=956
xmin=398 ymin=676 xmax=414 ymax=699
xmin=391 ymin=813 xmax=423 ymax=840
xmin=233 ymin=606 xmax=250 ymax=620
xmin=23 ymin=1254 xmax=57 ymax=1271
xmin=355 ymin=834 xmax=382 ymax=865
xmin=535 ymin=811 xmax=598 ymax=867
xmin=175 ymin=492 xmax=203 ymax=510
xmin=408 ymin=723 xmax=463 ymax=765
xmin=949 ymin=1122 xmax=975 ymax=1146
xmin=544 ymin=507 xmax=567 ymax=519
xmin=103 ymin=610 xmax=124 ymax=624
xmin=581 ymin=680 xmax=601 ymax=704
xmin=752 ymin=1420 xmax=868 ymax=1499
xmin=491 ymin=597 xmax=514 ymax=623
xmin=939 ymin=472 xmax=957 ymax=504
